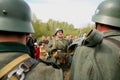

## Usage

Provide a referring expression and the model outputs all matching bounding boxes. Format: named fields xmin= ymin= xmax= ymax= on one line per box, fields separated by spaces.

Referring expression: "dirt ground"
xmin=64 ymin=69 xmax=70 ymax=80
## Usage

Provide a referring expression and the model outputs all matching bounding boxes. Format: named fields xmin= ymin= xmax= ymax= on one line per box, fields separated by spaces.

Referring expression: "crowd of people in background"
xmin=1 ymin=0 xmax=120 ymax=80
xmin=27 ymin=33 xmax=87 ymax=61
xmin=26 ymin=31 xmax=87 ymax=80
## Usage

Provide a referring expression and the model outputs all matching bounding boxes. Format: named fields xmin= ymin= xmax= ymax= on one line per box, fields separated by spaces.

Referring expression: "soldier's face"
xmin=56 ymin=31 xmax=63 ymax=38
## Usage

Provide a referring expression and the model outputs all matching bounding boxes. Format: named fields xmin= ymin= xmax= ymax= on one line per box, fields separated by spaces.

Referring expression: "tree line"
xmin=32 ymin=15 xmax=94 ymax=39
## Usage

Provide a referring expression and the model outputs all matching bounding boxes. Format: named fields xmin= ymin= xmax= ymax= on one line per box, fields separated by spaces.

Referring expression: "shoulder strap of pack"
xmin=59 ymin=40 xmax=66 ymax=47
xmin=53 ymin=38 xmax=66 ymax=48
xmin=38 ymin=58 xmax=61 ymax=69
xmin=52 ymin=38 xmax=56 ymax=49
xmin=104 ymin=37 xmax=120 ymax=48
xmin=0 ymin=54 xmax=38 ymax=80
xmin=6 ymin=58 xmax=38 ymax=80
xmin=0 ymin=54 xmax=30 ymax=79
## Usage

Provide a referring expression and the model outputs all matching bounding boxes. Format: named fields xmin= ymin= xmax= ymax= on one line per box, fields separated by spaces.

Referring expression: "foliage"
xmin=80 ymin=24 xmax=94 ymax=34
xmin=32 ymin=15 xmax=94 ymax=39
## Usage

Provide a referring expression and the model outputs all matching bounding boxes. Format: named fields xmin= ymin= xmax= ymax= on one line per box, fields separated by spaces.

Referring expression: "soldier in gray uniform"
xmin=0 ymin=0 xmax=63 ymax=80
xmin=46 ymin=28 xmax=70 ymax=80
xmin=69 ymin=0 xmax=120 ymax=80
xmin=46 ymin=28 xmax=70 ymax=71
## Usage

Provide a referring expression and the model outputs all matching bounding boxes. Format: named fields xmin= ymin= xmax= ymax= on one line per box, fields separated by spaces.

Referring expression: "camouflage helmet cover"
xmin=0 ymin=0 xmax=34 ymax=33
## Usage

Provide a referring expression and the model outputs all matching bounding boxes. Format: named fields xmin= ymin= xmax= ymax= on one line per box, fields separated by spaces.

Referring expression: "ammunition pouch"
xmin=57 ymin=50 xmax=68 ymax=64
xmin=51 ymin=50 xmax=68 ymax=64
xmin=59 ymin=54 xmax=67 ymax=64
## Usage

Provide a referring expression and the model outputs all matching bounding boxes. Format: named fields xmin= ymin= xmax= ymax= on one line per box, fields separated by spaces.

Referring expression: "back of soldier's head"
xmin=92 ymin=0 xmax=120 ymax=28
xmin=0 ymin=0 xmax=34 ymax=33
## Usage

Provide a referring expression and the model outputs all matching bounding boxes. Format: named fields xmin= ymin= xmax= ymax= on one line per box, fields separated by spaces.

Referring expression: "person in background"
xmin=26 ymin=34 xmax=36 ymax=58
xmin=69 ymin=0 xmax=120 ymax=80
xmin=65 ymin=34 xmax=73 ymax=45
xmin=82 ymin=33 xmax=87 ymax=39
xmin=46 ymin=28 xmax=70 ymax=80
xmin=34 ymin=42 xmax=40 ymax=59
xmin=38 ymin=35 xmax=49 ymax=46
xmin=39 ymin=41 xmax=49 ymax=61
xmin=47 ymin=35 xmax=52 ymax=43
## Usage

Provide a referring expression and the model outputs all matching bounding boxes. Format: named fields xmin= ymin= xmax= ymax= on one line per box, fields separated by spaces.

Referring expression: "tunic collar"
xmin=55 ymin=36 xmax=63 ymax=40
xmin=103 ymin=30 xmax=120 ymax=37
xmin=0 ymin=42 xmax=30 ymax=53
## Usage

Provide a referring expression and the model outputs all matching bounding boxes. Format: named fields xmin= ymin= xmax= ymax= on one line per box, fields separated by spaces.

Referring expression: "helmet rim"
xmin=0 ymin=17 xmax=34 ymax=33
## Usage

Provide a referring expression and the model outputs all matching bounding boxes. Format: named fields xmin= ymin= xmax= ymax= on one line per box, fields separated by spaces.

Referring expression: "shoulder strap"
xmin=38 ymin=58 xmax=61 ymax=69
xmin=104 ymin=38 xmax=120 ymax=48
xmin=50 ymin=38 xmax=57 ymax=53
xmin=53 ymin=38 xmax=66 ymax=48
xmin=5 ymin=58 xmax=38 ymax=80
xmin=52 ymin=38 xmax=56 ymax=49
xmin=59 ymin=40 xmax=66 ymax=47
xmin=0 ymin=54 xmax=30 ymax=79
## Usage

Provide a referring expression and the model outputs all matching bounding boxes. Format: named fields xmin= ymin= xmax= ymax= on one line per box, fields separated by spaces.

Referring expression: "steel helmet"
xmin=0 ymin=0 xmax=34 ymax=33
xmin=92 ymin=0 xmax=120 ymax=28
xmin=55 ymin=28 xmax=63 ymax=35
xmin=67 ymin=38 xmax=81 ymax=53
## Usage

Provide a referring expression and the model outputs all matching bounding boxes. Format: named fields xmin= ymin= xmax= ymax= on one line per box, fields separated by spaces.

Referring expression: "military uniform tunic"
xmin=46 ymin=37 xmax=69 ymax=64
xmin=69 ymin=30 xmax=120 ymax=80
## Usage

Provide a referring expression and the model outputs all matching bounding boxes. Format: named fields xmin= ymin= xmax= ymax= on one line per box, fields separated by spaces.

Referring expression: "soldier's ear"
xmin=82 ymin=29 xmax=103 ymax=47
xmin=95 ymin=23 xmax=98 ymax=29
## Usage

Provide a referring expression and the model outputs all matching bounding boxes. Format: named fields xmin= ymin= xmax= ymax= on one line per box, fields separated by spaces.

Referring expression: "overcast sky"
xmin=25 ymin=0 xmax=104 ymax=28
